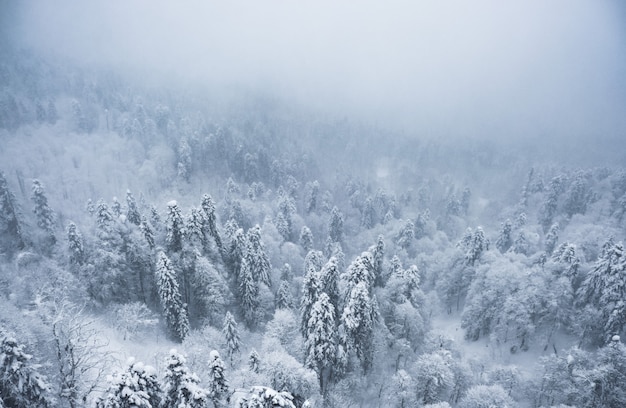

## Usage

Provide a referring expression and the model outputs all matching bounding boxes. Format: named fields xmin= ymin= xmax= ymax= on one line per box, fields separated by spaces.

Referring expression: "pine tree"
xmin=186 ymin=207 xmax=205 ymax=248
xmin=156 ymin=251 xmax=189 ymax=342
xmin=299 ymin=226 xmax=314 ymax=253
xmin=125 ymin=190 xmax=141 ymax=226
xmin=511 ymin=230 xmax=528 ymax=255
xmin=96 ymin=199 xmax=115 ymax=239
xmin=227 ymin=226 xmax=246 ymax=283
xmin=239 ymin=257 xmax=260 ymax=327
xmin=207 ymin=350 xmax=229 ymax=407
xmin=31 ymin=179 xmax=56 ymax=244
xmin=111 ymin=196 xmax=122 ymax=217
xmin=305 ymin=293 xmax=337 ymax=394
xmin=248 ymin=349 xmax=260 ymax=373
xmin=66 ymin=222 xmax=84 ymax=266
xmin=223 ymin=312 xmax=241 ymax=363
xmin=300 ymin=262 xmax=321 ymax=337
xmin=396 ymin=219 xmax=415 ymax=250
xmin=200 ymin=194 xmax=223 ymax=253
xmin=163 ymin=350 xmax=208 ymax=408
xmin=495 ymin=219 xmax=513 ymax=253
xmin=0 ymin=336 xmax=52 ymax=408
xmin=328 ymin=206 xmax=344 ymax=243
xmin=275 ymin=280 xmax=294 ymax=310
xmin=139 ymin=216 xmax=155 ymax=250
xmin=245 ymin=225 xmax=272 ymax=287
xmin=165 ymin=200 xmax=185 ymax=253
xmin=371 ymin=235 xmax=385 ymax=287
xmin=579 ymin=240 xmax=626 ymax=343
xmin=276 ymin=194 xmax=296 ymax=241
xmin=319 ymin=257 xmax=341 ymax=313
xmin=464 ymin=227 xmax=489 ymax=266
xmin=545 ymin=222 xmax=560 ymax=255
xmin=178 ymin=138 xmax=192 ymax=183
xmin=361 ymin=197 xmax=375 ymax=229
xmin=346 ymin=251 xmax=375 ymax=292
xmin=305 ymin=180 xmax=320 ymax=214
xmin=342 ymin=281 xmax=378 ymax=372
xmin=95 ymin=359 xmax=161 ymax=408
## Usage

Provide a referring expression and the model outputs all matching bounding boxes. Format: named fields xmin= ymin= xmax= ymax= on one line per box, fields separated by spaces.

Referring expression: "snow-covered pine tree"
xmin=66 ymin=221 xmax=84 ymax=267
xmin=165 ymin=200 xmax=185 ymax=253
xmin=495 ymin=219 xmax=513 ymax=253
xmin=31 ymin=179 xmax=56 ymax=245
xmin=200 ymin=193 xmax=223 ymax=253
xmin=578 ymin=240 xmax=626 ymax=343
xmin=371 ymin=235 xmax=385 ymax=287
xmin=111 ymin=196 xmax=122 ymax=217
xmin=346 ymin=251 xmax=375 ymax=293
xmin=245 ymin=225 xmax=272 ymax=287
xmin=139 ymin=216 xmax=155 ymax=250
xmin=207 ymin=350 xmax=229 ymax=407
xmin=95 ymin=358 xmax=161 ymax=408
xmin=248 ymin=349 xmax=260 ymax=373
xmin=328 ymin=206 xmax=344 ymax=243
xmin=186 ymin=207 xmax=205 ymax=248
xmin=305 ymin=292 xmax=337 ymax=394
xmin=125 ymin=190 xmax=141 ymax=226
xmin=396 ymin=219 xmax=415 ymax=250
xmin=223 ymin=312 xmax=241 ymax=363
xmin=275 ymin=280 xmax=294 ymax=310
xmin=162 ymin=350 xmax=208 ymax=408
xmin=361 ymin=197 xmax=375 ymax=229
xmin=342 ymin=281 xmax=378 ymax=372
xmin=156 ymin=251 xmax=189 ymax=342
xmin=299 ymin=226 xmax=314 ymax=253
xmin=227 ymin=226 xmax=246 ymax=283
xmin=319 ymin=256 xmax=341 ymax=313
xmin=96 ymin=199 xmax=115 ymax=239
xmin=306 ymin=180 xmax=320 ymax=214
xmin=465 ymin=227 xmax=489 ymax=266
xmin=0 ymin=336 xmax=52 ymax=408
xmin=178 ymin=138 xmax=192 ymax=183
xmin=300 ymin=261 xmax=321 ymax=337
xmin=239 ymin=257 xmax=260 ymax=327
xmin=544 ymin=222 xmax=560 ymax=255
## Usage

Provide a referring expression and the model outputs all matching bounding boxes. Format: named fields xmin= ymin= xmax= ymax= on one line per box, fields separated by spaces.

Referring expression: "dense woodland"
xmin=1 ymin=47 xmax=626 ymax=408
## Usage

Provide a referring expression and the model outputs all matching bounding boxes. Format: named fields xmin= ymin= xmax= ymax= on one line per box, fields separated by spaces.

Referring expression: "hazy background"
xmin=5 ymin=0 xmax=626 ymax=142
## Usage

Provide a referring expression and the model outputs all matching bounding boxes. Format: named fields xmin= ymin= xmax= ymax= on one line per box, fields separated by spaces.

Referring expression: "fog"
xmin=9 ymin=0 xmax=626 ymax=141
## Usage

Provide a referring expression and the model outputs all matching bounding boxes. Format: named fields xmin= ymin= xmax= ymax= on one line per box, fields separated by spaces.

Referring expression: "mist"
xmin=10 ymin=0 xmax=626 ymax=143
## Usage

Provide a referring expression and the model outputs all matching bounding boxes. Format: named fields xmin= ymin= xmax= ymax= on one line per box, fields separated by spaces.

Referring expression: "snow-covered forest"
xmin=1 ymin=1 xmax=626 ymax=407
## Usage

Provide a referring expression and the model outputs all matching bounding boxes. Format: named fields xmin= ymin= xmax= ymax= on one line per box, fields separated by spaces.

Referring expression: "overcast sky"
xmin=8 ymin=0 xmax=626 ymax=141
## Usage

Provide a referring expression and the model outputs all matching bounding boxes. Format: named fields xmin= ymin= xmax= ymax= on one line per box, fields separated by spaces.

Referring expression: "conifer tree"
xmin=239 ymin=257 xmax=260 ymax=327
xmin=304 ymin=293 xmax=337 ymax=394
xmin=163 ymin=350 xmax=208 ymax=408
xmin=396 ymin=219 xmax=415 ymax=250
xmin=544 ymin=222 xmax=560 ymax=255
xmin=579 ymin=240 xmax=626 ymax=343
xmin=342 ymin=281 xmax=378 ymax=372
xmin=165 ymin=200 xmax=185 ymax=253
xmin=31 ymin=179 xmax=56 ymax=244
xmin=186 ymin=207 xmax=205 ymax=248
xmin=66 ymin=221 xmax=84 ymax=266
xmin=248 ymin=349 xmax=260 ymax=373
xmin=361 ymin=197 xmax=375 ymax=229
xmin=245 ymin=225 xmax=272 ymax=287
xmin=319 ymin=256 xmax=340 ymax=313
xmin=96 ymin=199 xmax=115 ymax=239
xmin=139 ymin=216 xmax=155 ymax=250
xmin=464 ymin=227 xmax=489 ymax=266
xmin=125 ymin=190 xmax=141 ymax=226
xmin=207 ymin=350 xmax=229 ymax=408
xmin=111 ymin=196 xmax=122 ymax=217
xmin=275 ymin=280 xmax=294 ymax=310
xmin=371 ymin=235 xmax=385 ymax=287
xmin=156 ymin=251 xmax=189 ymax=342
xmin=223 ymin=312 xmax=241 ymax=364
xmin=0 ymin=336 xmax=52 ymax=408
xmin=300 ymin=263 xmax=320 ymax=337
xmin=95 ymin=359 xmax=161 ymax=408
xmin=495 ymin=219 xmax=513 ymax=253
xmin=328 ymin=206 xmax=344 ymax=243
xmin=305 ymin=180 xmax=320 ymax=214
xmin=299 ymin=226 xmax=314 ymax=253
xmin=200 ymin=194 xmax=223 ymax=253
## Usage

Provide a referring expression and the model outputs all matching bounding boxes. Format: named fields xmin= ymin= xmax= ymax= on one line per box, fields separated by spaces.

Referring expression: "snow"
xmin=167 ymin=200 xmax=177 ymax=207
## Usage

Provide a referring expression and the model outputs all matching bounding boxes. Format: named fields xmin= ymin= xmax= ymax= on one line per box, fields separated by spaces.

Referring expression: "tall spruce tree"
xmin=156 ymin=252 xmax=189 ymax=342
xmin=31 ymin=179 xmax=56 ymax=245
xmin=223 ymin=312 xmax=240 ymax=364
